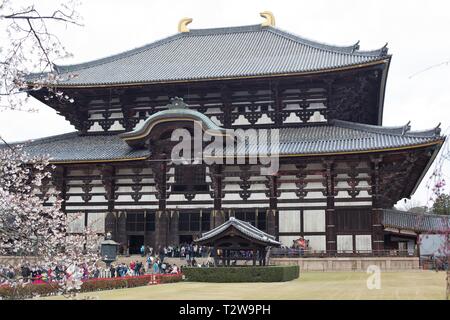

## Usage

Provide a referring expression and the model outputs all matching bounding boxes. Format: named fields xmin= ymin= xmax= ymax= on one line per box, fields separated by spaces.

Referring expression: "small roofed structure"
xmin=195 ymin=217 xmax=281 ymax=266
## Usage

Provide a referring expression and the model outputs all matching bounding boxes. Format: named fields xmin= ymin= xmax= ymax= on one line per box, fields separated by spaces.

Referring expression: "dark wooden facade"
xmin=29 ymin=25 xmax=444 ymax=255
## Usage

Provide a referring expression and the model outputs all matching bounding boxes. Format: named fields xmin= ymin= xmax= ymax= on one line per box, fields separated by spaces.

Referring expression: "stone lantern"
xmin=100 ymin=232 xmax=119 ymax=267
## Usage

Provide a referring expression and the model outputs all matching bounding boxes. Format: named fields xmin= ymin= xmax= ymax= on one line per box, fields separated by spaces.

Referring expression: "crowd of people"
xmin=0 ymin=242 xmax=212 ymax=285
xmin=108 ymin=258 xmax=180 ymax=277
xmin=138 ymin=242 xmax=211 ymax=260
xmin=0 ymin=262 xmax=96 ymax=286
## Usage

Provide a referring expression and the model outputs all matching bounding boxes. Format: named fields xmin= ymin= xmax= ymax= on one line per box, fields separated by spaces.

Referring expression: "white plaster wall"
xmin=88 ymin=122 xmax=103 ymax=132
xmin=279 ymin=210 xmax=301 ymax=233
xmin=66 ymin=196 xmax=84 ymax=203
xmin=304 ymin=235 xmax=326 ymax=252
xmin=110 ymin=121 xmax=125 ymax=131
xmin=335 ymin=201 xmax=372 ymax=207
xmin=65 ymin=205 xmax=108 ymax=210
xmin=355 ymin=235 xmax=372 ymax=252
xmin=337 ymin=235 xmax=353 ymax=253
xmin=279 ymin=235 xmax=299 ymax=248
xmin=277 ymin=192 xmax=298 ymax=200
xmin=283 ymin=112 xmax=301 ymax=123
xmin=255 ymin=113 xmax=274 ymax=125
xmin=307 ymin=111 xmax=326 ymax=123
xmin=67 ymin=212 xmax=85 ymax=233
xmin=232 ymin=114 xmax=251 ymax=125
xmin=222 ymin=203 xmax=268 ymax=208
xmin=87 ymin=212 xmax=105 ymax=233
xmin=303 ymin=210 xmax=325 ymax=232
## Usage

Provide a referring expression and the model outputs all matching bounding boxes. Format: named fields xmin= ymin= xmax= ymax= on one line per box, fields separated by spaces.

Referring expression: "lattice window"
xmin=335 ymin=208 xmax=371 ymax=232
xmin=126 ymin=212 xmax=155 ymax=232
xmin=126 ymin=212 xmax=144 ymax=232
xmin=173 ymin=165 xmax=208 ymax=192
xmin=201 ymin=212 xmax=211 ymax=231
xmin=179 ymin=212 xmax=200 ymax=231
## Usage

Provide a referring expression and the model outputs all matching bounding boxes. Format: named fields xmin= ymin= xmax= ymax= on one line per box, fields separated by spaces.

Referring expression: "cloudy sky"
xmin=1 ymin=0 xmax=449 ymax=207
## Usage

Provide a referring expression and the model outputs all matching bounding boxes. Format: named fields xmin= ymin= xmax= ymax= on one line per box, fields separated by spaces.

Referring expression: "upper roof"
xmin=195 ymin=217 xmax=281 ymax=246
xmin=383 ymin=209 xmax=450 ymax=233
xmin=27 ymin=24 xmax=390 ymax=87
xmin=3 ymin=119 xmax=443 ymax=164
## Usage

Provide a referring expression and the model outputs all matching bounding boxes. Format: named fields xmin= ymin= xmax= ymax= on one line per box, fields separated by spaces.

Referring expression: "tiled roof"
xmin=4 ymin=132 xmax=150 ymax=163
xmin=27 ymin=24 xmax=389 ymax=87
xmin=3 ymin=120 xmax=442 ymax=163
xmin=196 ymin=217 xmax=281 ymax=246
xmin=229 ymin=120 xmax=443 ymax=157
xmin=383 ymin=209 xmax=450 ymax=233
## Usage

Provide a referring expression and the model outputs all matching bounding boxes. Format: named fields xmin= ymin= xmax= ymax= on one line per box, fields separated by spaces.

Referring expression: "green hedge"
xmin=182 ymin=265 xmax=299 ymax=283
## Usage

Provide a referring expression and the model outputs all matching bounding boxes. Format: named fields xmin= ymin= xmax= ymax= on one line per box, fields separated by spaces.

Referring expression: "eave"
xmin=26 ymin=59 xmax=389 ymax=90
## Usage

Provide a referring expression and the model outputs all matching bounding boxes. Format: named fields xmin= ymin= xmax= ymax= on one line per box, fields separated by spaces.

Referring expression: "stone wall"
xmin=270 ymin=257 xmax=420 ymax=271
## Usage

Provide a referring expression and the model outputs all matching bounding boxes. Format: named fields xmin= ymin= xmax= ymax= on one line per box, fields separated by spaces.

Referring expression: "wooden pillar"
xmin=371 ymin=157 xmax=385 ymax=253
xmin=116 ymin=211 xmax=127 ymax=254
xmin=211 ymin=164 xmax=225 ymax=228
xmin=155 ymin=210 xmax=170 ymax=249
xmin=222 ymin=249 xmax=226 ymax=266
xmin=220 ymin=85 xmax=232 ymax=127
xmin=252 ymin=248 xmax=257 ymax=266
xmin=169 ymin=211 xmax=179 ymax=245
xmin=273 ymin=81 xmax=283 ymax=126
xmin=52 ymin=166 xmax=67 ymax=212
xmin=102 ymin=165 xmax=116 ymax=238
xmin=152 ymin=159 xmax=170 ymax=248
xmin=267 ymin=175 xmax=278 ymax=239
xmin=324 ymin=161 xmax=337 ymax=252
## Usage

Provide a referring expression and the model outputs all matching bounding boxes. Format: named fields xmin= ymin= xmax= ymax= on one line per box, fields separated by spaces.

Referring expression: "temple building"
xmin=19 ymin=13 xmax=445 ymax=254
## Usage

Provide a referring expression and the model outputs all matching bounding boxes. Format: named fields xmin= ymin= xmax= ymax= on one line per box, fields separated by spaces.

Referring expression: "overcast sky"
xmin=0 ymin=0 xmax=449 ymax=207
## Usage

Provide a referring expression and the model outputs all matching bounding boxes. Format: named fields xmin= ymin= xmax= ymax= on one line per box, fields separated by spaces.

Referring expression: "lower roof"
xmin=3 ymin=120 xmax=443 ymax=164
xmin=196 ymin=217 xmax=281 ymax=246
xmin=383 ymin=209 xmax=450 ymax=233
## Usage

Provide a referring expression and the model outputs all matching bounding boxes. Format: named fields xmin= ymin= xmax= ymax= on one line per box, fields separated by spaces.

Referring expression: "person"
xmin=146 ymin=255 xmax=153 ymax=273
xmin=140 ymin=244 xmax=145 ymax=257
xmin=152 ymin=260 xmax=159 ymax=274
xmin=110 ymin=264 xmax=116 ymax=278
xmin=21 ymin=264 xmax=31 ymax=282
xmin=130 ymin=261 xmax=136 ymax=273
xmin=134 ymin=261 xmax=141 ymax=276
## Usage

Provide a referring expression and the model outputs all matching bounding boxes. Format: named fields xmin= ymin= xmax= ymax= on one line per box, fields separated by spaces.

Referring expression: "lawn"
xmin=44 ymin=271 xmax=447 ymax=300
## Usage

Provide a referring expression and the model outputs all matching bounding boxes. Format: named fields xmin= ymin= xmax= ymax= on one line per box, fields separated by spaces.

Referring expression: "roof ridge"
xmin=188 ymin=24 xmax=262 ymax=35
xmin=385 ymin=208 xmax=450 ymax=220
xmin=51 ymin=23 xmax=389 ymax=75
xmin=50 ymin=25 xmax=262 ymax=74
xmin=331 ymin=119 xmax=442 ymax=138
xmin=8 ymin=131 xmax=79 ymax=146
xmin=52 ymin=33 xmax=183 ymax=74
xmin=266 ymin=26 xmax=388 ymax=57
